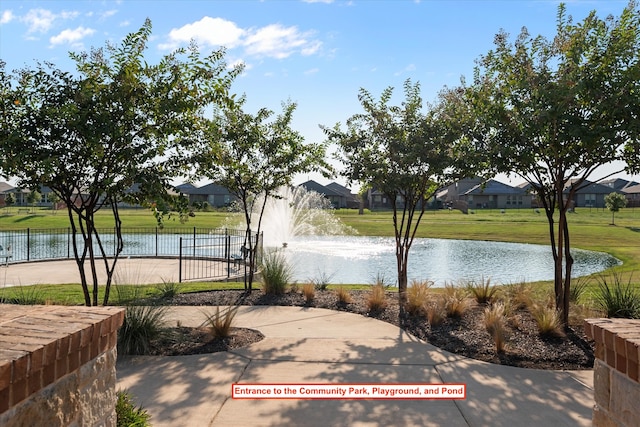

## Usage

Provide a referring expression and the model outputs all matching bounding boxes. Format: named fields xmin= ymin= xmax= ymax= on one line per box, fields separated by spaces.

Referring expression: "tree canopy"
xmin=0 ymin=20 xmax=240 ymax=305
xmin=324 ymin=79 xmax=484 ymax=317
xmin=195 ymin=97 xmax=331 ymax=290
xmin=464 ymin=1 xmax=640 ymax=325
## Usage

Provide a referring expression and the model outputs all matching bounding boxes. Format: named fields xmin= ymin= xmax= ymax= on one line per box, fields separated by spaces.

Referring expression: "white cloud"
xmin=160 ymin=16 xmax=245 ymax=50
xmin=22 ymin=8 xmax=79 ymax=33
xmin=119 ymin=20 xmax=130 ymax=27
xmin=302 ymin=0 xmax=334 ymax=3
xmin=100 ymin=10 xmax=118 ymax=20
xmin=244 ymin=24 xmax=320 ymax=59
xmin=1 ymin=10 xmax=14 ymax=25
xmin=162 ymin=17 xmax=322 ymax=60
xmin=49 ymin=26 xmax=95 ymax=46
xmin=304 ymin=68 xmax=319 ymax=75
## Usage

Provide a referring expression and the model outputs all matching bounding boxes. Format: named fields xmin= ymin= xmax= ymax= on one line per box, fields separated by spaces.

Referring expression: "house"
xmin=565 ymin=180 xmax=621 ymax=208
xmin=177 ymin=182 xmax=237 ymax=208
xmin=621 ymin=183 xmax=640 ymax=207
xmin=438 ymin=178 xmax=532 ymax=210
xmin=325 ymin=182 xmax=361 ymax=209
xmin=601 ymin=178 xmax=640 ymax=191
xmin=459 ymin=179 xmax=532 ymax=209
xmin=0 ymin=182 xmax=14 ymax=207
xmin=299 ymin=180 xmax=353 ymax=208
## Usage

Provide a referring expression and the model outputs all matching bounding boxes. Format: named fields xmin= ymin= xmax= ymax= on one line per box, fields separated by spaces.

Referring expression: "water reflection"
xmin=281 ymin=236 xmax=621 ymax=286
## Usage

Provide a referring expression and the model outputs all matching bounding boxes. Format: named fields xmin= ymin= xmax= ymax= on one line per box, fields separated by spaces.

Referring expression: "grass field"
xmin=1 ymin=205 xmax=638 ymax=305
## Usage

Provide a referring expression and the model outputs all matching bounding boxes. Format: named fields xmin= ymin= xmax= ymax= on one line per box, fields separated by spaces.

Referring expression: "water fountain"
xmin=256 ymin=186 xmax=354 ymax=248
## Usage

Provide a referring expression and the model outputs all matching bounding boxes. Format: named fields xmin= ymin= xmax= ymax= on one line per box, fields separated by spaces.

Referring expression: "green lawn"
xmin=1 ymin=205 xmax=638 ymax=305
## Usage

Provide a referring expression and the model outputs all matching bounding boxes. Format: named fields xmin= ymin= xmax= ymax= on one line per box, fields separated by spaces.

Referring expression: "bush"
xmin=260 ymin=250 xmax=292 ymax=295
xmin=484 ymin=302 xmax=507 ymax=353
xmin=118 ymin=305 xmax=168 ymax=355
xmin=595 ymin=272 xmax=640 ymax=319
xmin=503 ymin=282 xmax=533 ymax=310
xmin=466 ymin=277 xmax=498 ymax=304
xmin=569 ymin=277 xmax=589 ymax=304
xmin=116 ymin=390 xmax=151 ymax=427
xmin=335 ymin=286 xmax=352 ymax=304
xmin=427 ymin=299 xmax=445 ymax=326
xmin=302 ymin=283 xmax=315 ymax=304
xmin=531 ymin=305 xmax=565 ymax=338
xmin=406 ymin=279 xmax=432 ymax=316
xmin=155 ymin=280 xmax=181 ymax=299
xmin=444 ymin=283 xmax=470 ymax=318
xmin=201 ymin=306 xmax=239 ymax=339
xmin=367 ymin=283 xmax=387 ymax=312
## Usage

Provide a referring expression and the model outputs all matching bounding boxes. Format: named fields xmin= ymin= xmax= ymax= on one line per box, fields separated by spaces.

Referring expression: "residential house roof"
xmin=0 ymin=182 xmax=14 ymax=193
xmin=463 ymin=179 xmax=525 ymax=196
xmin=299 ymin=180 xmax=344 ymax=197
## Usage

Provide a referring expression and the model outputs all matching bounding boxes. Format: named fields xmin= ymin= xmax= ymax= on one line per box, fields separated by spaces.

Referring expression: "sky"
xmin=1 ymin=0 xmax=638 ymax=188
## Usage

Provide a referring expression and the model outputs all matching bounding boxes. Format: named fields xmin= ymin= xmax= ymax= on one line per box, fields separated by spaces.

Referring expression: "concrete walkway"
xmin=117 ymin=306 xmax=594 ymax=427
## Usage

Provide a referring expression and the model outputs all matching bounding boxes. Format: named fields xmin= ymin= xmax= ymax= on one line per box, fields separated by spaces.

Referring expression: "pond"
xmin=280 ymin=236 xmax=621 ymax=286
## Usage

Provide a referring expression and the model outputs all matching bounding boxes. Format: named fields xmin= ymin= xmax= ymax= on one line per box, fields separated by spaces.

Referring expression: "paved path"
xmin=117 ymin=306 xmax=594 ymax=427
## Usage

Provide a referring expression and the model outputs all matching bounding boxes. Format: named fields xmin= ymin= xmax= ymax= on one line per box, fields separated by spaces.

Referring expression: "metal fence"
xmin=178 ymin=228 xmax=262 ymax=282
xmin=0 ymin=228 xmax=261 ymax=282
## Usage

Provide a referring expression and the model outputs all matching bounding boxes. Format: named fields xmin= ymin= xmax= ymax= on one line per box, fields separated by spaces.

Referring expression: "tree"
xmin=324 ymin=80 xmax=483 ymax=319
xmin=605 ymin=192 xmax=628 ymax=225
xmin=26 ymin=190 xmax=41 ymax=212
xmin=196 ymin=98 xmax=330 ymax=291
xmin=0 ymin=21 xmax=239 ymax=306
xmin=48 ymin=191 xmax=61 ymax=213
xmin=466 ymin=2 xmax=640 ymax=326
xmin=4 ymin=193 xmax=15 ymax=212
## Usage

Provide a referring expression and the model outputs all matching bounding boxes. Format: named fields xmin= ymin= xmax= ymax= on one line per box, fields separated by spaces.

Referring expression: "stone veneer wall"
xmin=584 ymin=318 xmax=640 ymax=427
xmin=0 ymin=304 xmax=124 ymax=427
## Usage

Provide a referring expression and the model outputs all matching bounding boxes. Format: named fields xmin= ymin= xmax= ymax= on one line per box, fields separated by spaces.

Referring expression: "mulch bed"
xmin=149 ymin=288 xmax=594 ymax=370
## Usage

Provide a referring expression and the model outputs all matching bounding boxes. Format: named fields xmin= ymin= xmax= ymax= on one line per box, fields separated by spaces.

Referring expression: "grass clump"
xmin=0 ymin=285 xmax=46 ymax=305
xmin=367 ymin=283 xmax=387 ymax=312
xmin=444 ymin=283 xmax=470 ymax=318
xmin=483 ymin=302 xmax=508 ymax=353
xmin=335 ymin=286 xmax=352 ymax=304
xmin=260 ymin=250 xmax=292 ymax=295
xmin=569 ymin=277 xmax=589 ymax=305
xmin=201 ymin=305 xmax=239 ymax=339
xmin=155 ymin=280 xmax=181 ymax=299
xmin=531 ymin=305 xmax=565 ymax=338
xmin=406 ymin=279 xmax=432 ymax=316
xmin=116 ymin=389 xmax=151 ymax=427
xmin=302 ymin=283 xmax=315 ymax=304
xmin=466 ymin=277 xmax=498 ymax=304
xmin=118 ymin=305 xmax=168 ymax=355
xmin=595 ymin=272 xmax=640 ymax=319
xmin=503 ymin=282 xmax=534 ymax=310
xmin=427 ymin=299 xmax=446 ymax=326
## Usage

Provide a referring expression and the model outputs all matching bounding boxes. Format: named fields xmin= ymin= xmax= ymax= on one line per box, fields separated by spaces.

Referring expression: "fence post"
xmin=193 ymin=227 xmax=196 ymax=259
xmin=67 ymin=227 xmax=71 ymax=259
xmin=179 ymin=237 xmax=183 ymax=283
xmin=27 ymin=228 xmax=30 ymax=261
xmin=226 ymin=233 xmax=231 ymax=279
xmin=155 ymin=227 xmax=159 ymax=257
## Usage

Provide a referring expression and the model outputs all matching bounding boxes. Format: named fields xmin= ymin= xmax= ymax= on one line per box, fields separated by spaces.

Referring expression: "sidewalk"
xmin=116 ymin=306 xmax=594 ymax=427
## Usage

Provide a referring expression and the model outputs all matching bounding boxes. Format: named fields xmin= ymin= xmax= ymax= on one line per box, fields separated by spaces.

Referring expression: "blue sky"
xmin=1 ymin=0 xmax=637 ymax=187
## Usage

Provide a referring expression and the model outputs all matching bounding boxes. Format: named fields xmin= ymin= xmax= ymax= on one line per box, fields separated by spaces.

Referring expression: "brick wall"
xmin=0 ymin=304 xmax=124 ymax=427
xmin=584 ymin=318 xmax=640 ymax=427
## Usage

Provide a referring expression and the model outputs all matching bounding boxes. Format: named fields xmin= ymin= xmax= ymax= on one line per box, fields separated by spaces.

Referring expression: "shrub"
xmin=569 ymin=277 xmax=589 ymax=304
xmin=595 ymin=272 xmax=640 ymax=319
xmin=116 ymin=389 xmax=151 ymax=427
xmin=531 ymin=305 xmax=565 ymax=338
xmin=406 ymin=279 xmax=432 ymax=316
xmin=201 ymin=305 xmax=239 ymax=339
xmin=466 ymin=277 xmax=498 ymax=304
xmin=260 ymin=250 xmax=292 ymax=295
xmin=118 ymin=305 xmax=168 ymax=355
xmin=309 ymin=271 xmax=333 ymax=291
xmin=155 ymin=280 xmax=181 ymax=299
xmin=302 ymin=283 xmax=315 ymax=304
xmin=503 ymin=282 xmax=533 ymax=310
xmin=367 ymin=283 xmax=387 ymax=312
xmin=427 ymin=299 xmax=446 ymax=326
xmin=444 ymin=283 xmax=470 ymax=318
xmin=484 ymin=302 xmax=508 ymax=353
xmin=335 ymin=286 xmax=352 ymax=304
